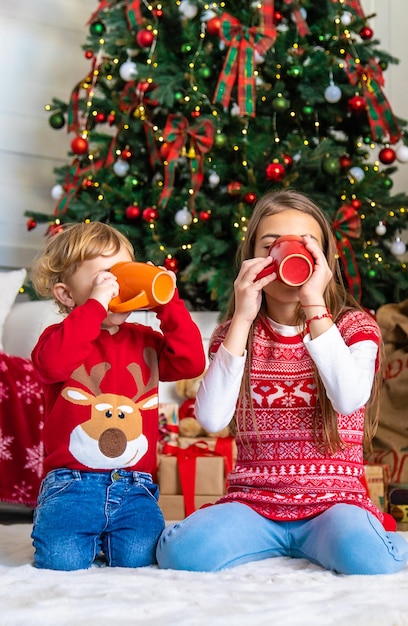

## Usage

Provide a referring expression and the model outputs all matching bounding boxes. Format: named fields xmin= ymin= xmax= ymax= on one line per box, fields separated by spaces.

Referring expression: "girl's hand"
xmin=233 ymin=257 xmax=277 ymax=323
xmin=298 ymin=235 xmax=332 ymax=305
xmin=90 ymin=271 xmax=120 ymax=310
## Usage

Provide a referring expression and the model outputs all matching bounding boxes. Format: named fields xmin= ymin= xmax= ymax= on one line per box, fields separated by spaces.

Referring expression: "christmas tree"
xmin=26 ymin=0 xmax=408 ymax=313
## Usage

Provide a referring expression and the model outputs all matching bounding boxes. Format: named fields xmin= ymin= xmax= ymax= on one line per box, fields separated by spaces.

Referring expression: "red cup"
xmin=255 ymin=235 xmax=315 ymax=286
xmin=109 ymin=262 xmax=175 ymax=312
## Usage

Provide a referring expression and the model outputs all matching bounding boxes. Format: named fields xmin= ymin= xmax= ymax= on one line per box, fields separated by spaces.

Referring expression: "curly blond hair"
xmin=31 ymin=222 xmax=135 ymax=313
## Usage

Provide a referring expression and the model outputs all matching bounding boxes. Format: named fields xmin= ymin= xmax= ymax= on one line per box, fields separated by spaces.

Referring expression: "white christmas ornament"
xmin=230 ymin=103 xmax=241 ymax=117
xmin=175 ymin=207 xmax=193 ymax=226
xmin=291 ymin=8 xmax=307 ymax=23
xmin=324 ymin=83 xmax=342 ymax=104
xmin=375 ymin=221 xmax=387 ymax=236
xmin=208 ymin=172 xmax=220 ymax=188
xmin=349 ymin=166 xmax=365 ymax=182
xmin=51 ymin=184 xmax=64 ymax=200
xmin=201 ymin=9 xmax=216 ymax=22
xmin=254 ymin=50 xmax=265 ymax=64
xmin=340 ymin=12 xmax=352 ymax=26
xmin=391 ymin=236 xmax=407 ymax=256
xmin=113 ymin=159 xmax=130 ymax=177
xmin=396 ymin=145 xmax=408 ymax=163
xmin=119 ymin=60 xmax=138 ymax=82
xmin=179 ymin=0 xmax=198 ymax=19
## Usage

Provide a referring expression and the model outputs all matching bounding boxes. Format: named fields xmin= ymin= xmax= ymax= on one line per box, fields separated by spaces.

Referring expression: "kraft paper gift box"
xmin=158 ymin=454 xmax=225 ymax=496
xmin=363 ymin=464 xmax=388 ymax=511
xmin=159 ymin=495 xmax=221 ymax=521
xmin=158 ymin=402 xmax=179 ymax=452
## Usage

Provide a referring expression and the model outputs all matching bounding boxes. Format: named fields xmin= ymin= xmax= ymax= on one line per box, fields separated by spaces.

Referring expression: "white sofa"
xmin=3 ymin=299 xmax=219 ymax=403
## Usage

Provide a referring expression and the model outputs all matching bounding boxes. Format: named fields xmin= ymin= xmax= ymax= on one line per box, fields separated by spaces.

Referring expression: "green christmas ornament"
xmin=174 ymin=91 xmax=183 ymax=101
xmin=363 ymin=136 xmax=372 ymax=144
xmin=382 ymin=177 xmax=393 ymax=189
xmin=287 ymin=65 xmax=303 ymax=79
xmin=322 ymin=155 xmax=341 ymax=175
xmin=302 ymin=104 xmax=314 ymax=116
xmin=214 ymin=132 xmax=227 ymax=148
xmin=198 ymin=66 xmax=211 ymax=79
xmin=272 ymin=95 xmax=290 ymax=112
xmin=181 ymin=43 xmax=192 ymax=54
xmin=49 ymin=112 xmax=65 ymax=129
xmin=90 ymin=21 xmax=105 ymax=36
xmin=368 ymin=269 xmax=377 ymax=278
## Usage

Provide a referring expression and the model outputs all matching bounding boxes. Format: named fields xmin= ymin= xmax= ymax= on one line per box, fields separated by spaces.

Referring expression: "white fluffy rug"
xmin=1 ymin=524 xmax=407 ymax=626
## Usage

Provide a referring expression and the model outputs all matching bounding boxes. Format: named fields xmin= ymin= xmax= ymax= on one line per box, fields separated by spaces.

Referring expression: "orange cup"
xmin=109 ymin=262 xmax=175 ymax=312
xmin=255 ymin=235 xmax=315 ymax=286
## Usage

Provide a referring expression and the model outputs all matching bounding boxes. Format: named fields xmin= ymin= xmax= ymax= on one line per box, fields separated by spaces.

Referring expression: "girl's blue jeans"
xmin=156 ymin=502 xmax=408 ymax=575
xmin=32 ymin=468 xmax=165 ymax=571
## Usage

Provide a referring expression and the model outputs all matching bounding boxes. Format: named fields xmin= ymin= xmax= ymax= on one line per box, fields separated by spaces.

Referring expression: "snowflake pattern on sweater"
xmin=213 ymin=310 xmax=384 ymax=523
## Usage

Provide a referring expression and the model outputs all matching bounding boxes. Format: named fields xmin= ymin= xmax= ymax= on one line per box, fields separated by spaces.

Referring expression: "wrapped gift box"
xmin=158 ymin=403 xmax=179 ymax=452
xmin=159 ymin=495 xmax=221 ymax=521
xmin=158 ymin=455 xmax=225 ymax=496
xmin=364 ymin=464 xmax=388 ymax=511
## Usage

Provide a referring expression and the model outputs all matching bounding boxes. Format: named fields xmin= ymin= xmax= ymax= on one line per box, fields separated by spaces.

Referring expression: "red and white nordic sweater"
xmin=199 ymin=310 xmax=384 ymax=524
xmin=32 ymin=292 xmax=206 ymax=477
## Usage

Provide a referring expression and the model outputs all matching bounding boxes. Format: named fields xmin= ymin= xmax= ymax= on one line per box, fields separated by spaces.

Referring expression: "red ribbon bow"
xmin=332 ymin=204 xmax=362 ymax=302
xmin=162 ymin=439 xmax=234 ymax=516
xmin=87 ymin=0 xmax=142 ymax=31
xmin=159 ymin=113 xmax=214 ymax=209
xmin=212 ymin=3 xmax=276 ymax=117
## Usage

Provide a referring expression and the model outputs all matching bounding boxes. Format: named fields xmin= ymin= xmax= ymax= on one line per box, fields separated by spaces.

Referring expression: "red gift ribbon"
xmin=162 ymin=439 xmax=234 ymax=517
xmin=332 ymin=204 xmax=362 ymax=302
xmin=212 ymin=3 xmax=276 ymax=117
xmin=158 ymin=113 xmax=214 ymax=209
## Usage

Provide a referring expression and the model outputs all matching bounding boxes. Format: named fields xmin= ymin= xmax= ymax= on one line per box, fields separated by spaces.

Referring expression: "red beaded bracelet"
xmin=305 ymin=311 xmax=333 ymax=334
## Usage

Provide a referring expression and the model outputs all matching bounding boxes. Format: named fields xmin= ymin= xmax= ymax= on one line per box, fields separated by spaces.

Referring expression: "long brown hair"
xmin=221 ymin=190 xmax=383 ymax=453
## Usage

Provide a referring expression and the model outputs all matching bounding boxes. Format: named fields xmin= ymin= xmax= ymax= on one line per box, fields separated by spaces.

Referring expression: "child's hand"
xmin=90 ymin=271 xmax=120 ymax=310
xmin=298 ymin=235 xmax=332 ymax=304
xmin=234 ymin=257 xmax=277 ymax=323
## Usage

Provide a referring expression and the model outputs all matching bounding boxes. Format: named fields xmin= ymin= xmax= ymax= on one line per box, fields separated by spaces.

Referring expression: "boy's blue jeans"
xmin=32 ymin=468 xmax=165 ymax=571
xmin=157 ymin=502 xmax=408 ymax=575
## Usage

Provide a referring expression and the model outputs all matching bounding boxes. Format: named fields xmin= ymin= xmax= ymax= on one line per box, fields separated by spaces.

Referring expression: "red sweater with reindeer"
xmin=31 ymin=291 xmax=205 ymax=477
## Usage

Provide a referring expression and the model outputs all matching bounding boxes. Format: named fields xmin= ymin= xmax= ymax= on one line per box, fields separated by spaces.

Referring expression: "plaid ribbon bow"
xmin=344 ymin=55 xmax=401 ymax=144
xmin=87 ymin=0 xmax=143 ymax=30
xmin=329 ymin=0 xmax=365 ymax=18
xmin=283 ymin=0 xmax=310 ymax=37
xmin=212 ymin=3 xmax=276 ymax=117
xmin=158 ymin=113 xmax=214 ymax=209
xmin=332 ymin=204 xmax=362 ymax=302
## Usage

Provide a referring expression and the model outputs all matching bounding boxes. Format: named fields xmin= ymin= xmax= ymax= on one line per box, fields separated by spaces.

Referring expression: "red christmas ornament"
xmin=136 ymin=29 xmax=154 ymax=48
xmin=351 ymin=198 xmax=362 ymax=209
xmin=348 ymin=95 xmax=366 ymax=113
xmin=153 ymin=8 xmax=163 ymax=19
xmin=160 ymin=142 xmax=170 ymax=160
xmin=94 ymin=112 xmax=106 ymax=124
xmin=142 ymin=207 xmax=159 ymax=222
xmin=137 ymin=80 xmax=150 ymax=94
xmin=206 ymin=16 xmax=222 ymax=36
xmin=121 ymin=148 xmax=132 ymax=160
xmin=379 ymin=147 xmax=396 ymax=165
xmin=164 ymin=257 xmax=179 ymax=273
xmin=191 ymin=110 xmax=201 ymax=118
xmin=273 ymin=11 xmax=284 ymax=25
xmin=359 ymin=26 xmax=374 ymax=40
xmin=265 ymin=162 xmax=286 ymax=182
xmin=199 ymin=210 xmax=211 ymax=221
xmin=26 ymin=218 xmax=37 ymax=231
xmin=107 ymin=112 xmax=116 ymax=126
xmin=71 ymin=136 xmax=89 ymax=155
xmin=282 ymin=154 xmax=293 ymax=168
xmin=85 ymin=50 xmax=94 ymax=60
xmin=227 ymin=181 xmax=242 ymax=196
xmin=125 ymin=205 xmax=141 ymax=220
xmin=82 ymin=178 xmax=94 ymax=189
xmin=244 ymin=192 xmax=257 ymax=204
xmin=47 ymin=223 xmax=64 ymax=236
xmin=339 ymin=155 xmax=353 ymax=170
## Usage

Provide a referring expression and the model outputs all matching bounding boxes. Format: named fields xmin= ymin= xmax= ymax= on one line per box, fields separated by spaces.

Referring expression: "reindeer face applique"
xmin=62 ymin=355 xmax=158 ymax=469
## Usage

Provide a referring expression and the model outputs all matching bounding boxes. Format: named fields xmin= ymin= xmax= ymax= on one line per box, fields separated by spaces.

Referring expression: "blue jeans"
xmin=156 ymin=502 xmax=408 ymax=575
xmin=32 ymin=468 xmax=165 ymax=570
